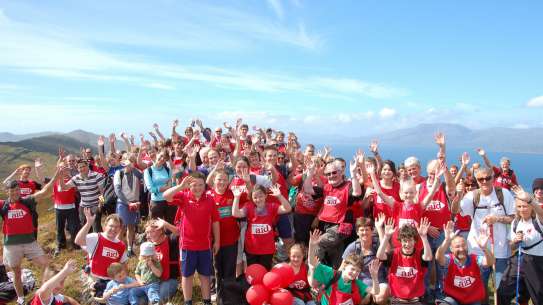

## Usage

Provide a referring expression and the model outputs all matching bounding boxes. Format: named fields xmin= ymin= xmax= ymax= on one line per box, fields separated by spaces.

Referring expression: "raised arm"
xmin=370 ymin=140 xmax=383 ymax=174
xmin=37 ymin=260 xmax=78 ymax=304
xmin=33 ymin=167 xmax=60 ymax=201
xmin=307 ymin=229 xmax=322 ymax=288
xmin=455 ymin=152 xmax=470 ymax=185
xmin=349 ymin=157 xmax=362 ymax=197
xmin=120 ymin=132 xmax=132 ymax=152
xmin=376 ymin=218 xmax=395 ymax=260
xmin=420 ymin=162 xmax=445 ymax=208
xmin=476 ymin=148 xmax=493 ymax=169
xmin=270 ymin=184 xmax=291 ymax=214
xmin=231 ymin=188 xmax=246 ymax=218
xmin=3 ymin=167 xmax=22 ymax=186
xmin=512 ymin=185 xmax=543 ymax=222
xmin=34 ymin=158 xmax=46 ymax=184
xmin=366 ymin=163 xmax=394 ymax=207
xmin=435 ymin=220 xmax=455 ymax=266
xmin=108 ymin=133 xmax=117 ymax=155
xmin=163 ymin=175 xmax=193 ymax=202
xmin=475 ymin=227 xmax=495 ymax=267
xmin=417 ymin=217 xmax=433 ymax=261
xmin=153 ymin=123 xmax=166 ymax=141
xmin=75 ymin=208 xmax=96 ymax=247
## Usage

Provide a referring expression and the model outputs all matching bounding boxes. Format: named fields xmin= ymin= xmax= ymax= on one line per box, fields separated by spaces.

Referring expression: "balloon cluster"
xmin=245 ymin=263 xmax=296 ymax=305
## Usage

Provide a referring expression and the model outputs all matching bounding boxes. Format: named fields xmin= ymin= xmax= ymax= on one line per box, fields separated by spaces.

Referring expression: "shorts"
xmin=276 ymin=213 xmax=293 ymax=239
xmin=3 ymin=241 xmax=45 ymax=267
xmin=116 ymin=202 xmax=139 ymax=225
xmin=181 ymin=249 xmax=212 ymax=277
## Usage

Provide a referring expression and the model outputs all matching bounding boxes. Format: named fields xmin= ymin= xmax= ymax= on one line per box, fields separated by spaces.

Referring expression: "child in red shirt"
xmin=163 ymin=172 xmax=220 ymax=305
xmin=232 ymin=184 xmax=291 ymax=270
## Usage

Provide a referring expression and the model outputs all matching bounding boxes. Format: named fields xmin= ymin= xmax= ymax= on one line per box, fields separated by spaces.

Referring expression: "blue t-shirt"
xmin=105 ymin=276 xmax=135 ymax=305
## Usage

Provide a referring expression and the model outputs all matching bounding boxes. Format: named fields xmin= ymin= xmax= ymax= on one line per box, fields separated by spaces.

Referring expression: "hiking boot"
xmin=54 ymin=247 xmax=61 ymax=257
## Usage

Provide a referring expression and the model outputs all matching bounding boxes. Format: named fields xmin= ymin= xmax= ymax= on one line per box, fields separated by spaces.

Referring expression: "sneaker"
xmin=53 ymin=248 xmax=61 ymax=257
xmin=211 ymin=293 xmax=217 ymax=303
xmin=16 ymin=297 xmax=25 ymax=305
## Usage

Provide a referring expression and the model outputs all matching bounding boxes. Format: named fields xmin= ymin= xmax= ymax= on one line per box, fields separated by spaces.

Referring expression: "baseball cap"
xmin=140 ymin=242 xmax=156 ymax=256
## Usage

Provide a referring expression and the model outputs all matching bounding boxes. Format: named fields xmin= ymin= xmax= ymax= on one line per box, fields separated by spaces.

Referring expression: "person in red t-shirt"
xmin=477 ymin=148 xmax=519 ymax=190
xmin=163 ymin=172 xmax=220 ymax=305
xmin=207 ymin=169 xmax=240 ymax=302
xmin=232 ymin=184 xmax=291 ymax=270
xmin=52 ymin=161 xmax=78 ymax=256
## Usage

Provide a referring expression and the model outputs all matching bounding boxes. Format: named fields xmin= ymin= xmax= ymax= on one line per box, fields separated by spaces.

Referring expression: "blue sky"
xmin=0 ymin=0 xmax=542 ymax=138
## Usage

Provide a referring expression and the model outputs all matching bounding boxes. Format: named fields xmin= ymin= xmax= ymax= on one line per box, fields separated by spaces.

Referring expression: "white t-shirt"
xmin=510 ymin=217 xmax=543 ymax=256
xmin=460 ymin=188 xmax=515 ymax=258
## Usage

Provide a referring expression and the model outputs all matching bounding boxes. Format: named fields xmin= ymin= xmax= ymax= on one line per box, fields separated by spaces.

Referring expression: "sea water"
xmin=311 ymin=144 xmax=543 ymax=190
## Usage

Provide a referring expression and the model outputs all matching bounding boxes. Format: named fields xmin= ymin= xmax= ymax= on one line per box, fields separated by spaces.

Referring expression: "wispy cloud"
xmin=527 ymin=96 xmax=543 ymax=108
xmin=379 ymin=107 xmax=397 ymax=118
xmin=0 ymin=8 xmax=404 ymax=100
xmin=143 ymin=82 xmax=175 ymax=91
xmin=267 ymin=0 xmax=285 ymax=20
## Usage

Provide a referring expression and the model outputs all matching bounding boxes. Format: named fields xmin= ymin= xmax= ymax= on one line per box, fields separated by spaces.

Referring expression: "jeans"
xmin=293 ymin=297 xmax=317 ymax=305
xmin=439 ymin=296 xmax=481 ymax=305
xmin=159 ymin=279 xmax=178 ymax=302
xmin=481 ymin=257 xmax=508 ymax=290
xmin=425 ymin=230 xmax=445 ymax=298
xmin=129 ymin=283 xmax=160 ymax=305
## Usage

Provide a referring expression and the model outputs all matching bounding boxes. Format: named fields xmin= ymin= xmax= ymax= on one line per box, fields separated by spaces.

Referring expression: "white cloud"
xmin=312 ymin=78 xmax=408 ymax=99
xmin=303 ymin=115 xmax=321 ymax=123
xmin=267 ymin=0 xmax=285 ymax=20
xmin=513 ymin=123 xmax=530 ymax=129
xmin=143 ymin=82 xmax=175 ymax=91
xmin=527 ymin=96 xmax=543 ymax=108
xmin=379 ymin=107 xmax=396 ymax=119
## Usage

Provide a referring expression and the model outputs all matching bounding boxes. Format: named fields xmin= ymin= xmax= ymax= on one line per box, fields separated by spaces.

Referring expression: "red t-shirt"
xmin=244 ymin=202 xmax=279 ymax=255
xmin=372 ymin=181 xmax=401 ymax=220
xmin=18 ymin=180 xmax=40 ymax=197
xmin=492 ymin=166 xmax=518 ymax=190
xmin=392 ymin=201 xmax=422 ymax=250
xmin=419 ymin=180 xmax=451 ymax=229
xmin=207 ymin=189 xmax=240 ymax=247
xmin=172 ymin=191 xmax=220 ymax=251
xmin=318 ymin=182 xmax=351 ymax=224
xmin=53 ymin=180 xmax=76 ymax=206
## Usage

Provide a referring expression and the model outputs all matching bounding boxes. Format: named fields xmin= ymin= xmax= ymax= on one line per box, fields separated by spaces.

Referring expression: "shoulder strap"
xmin=148 ymin=166 xmax=153 ymax=179
xmin=495 ymin=187 xmax=506 ymax=214
xmin=165 ymin=165 xmax=170 ymax=176
xmin=354 ymin=241 xmax=362 ymax=256
xmin=472 ymin=189 xmax=481 ymax=217
xmin=512 ymin=218 xmax=519 ymax=234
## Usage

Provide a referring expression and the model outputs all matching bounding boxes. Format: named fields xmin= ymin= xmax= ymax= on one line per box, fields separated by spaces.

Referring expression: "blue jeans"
xmin=439 ymin=296 xmax=481 ymax=305
xmin=481 ymin=257 xmax=508 ymax=290
xmin=425 ymin=230 xmax=445 ymax=298
xmin=159 ymin=279 xmax=178 ymax=302
xmin=292 ymin=297 xmax=317 ymax=305
xmin=129 ymin=283 xmax=160 ymax=305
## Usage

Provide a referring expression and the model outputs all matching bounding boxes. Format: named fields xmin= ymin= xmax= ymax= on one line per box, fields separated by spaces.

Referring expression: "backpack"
xmin=0 ymin=266 xmax=36 ymax=303
xmin=512 ymin=217 xmax=543 ymax=250
xmin=102 ymin=171 xmax=124 ymax=214
xmin=317 ymin=269 xmax=362 ymax=305
xmin=472 ymin=187 xmax=507 ymax=217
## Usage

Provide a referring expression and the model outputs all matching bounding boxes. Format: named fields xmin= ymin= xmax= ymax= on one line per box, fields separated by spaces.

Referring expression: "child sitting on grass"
xmin=129 ymin=242 xmax=162 ymax=305
xmin=100 ymin=263 xmax=140 ymax=305
xmin=29 ymin=259 xmax=80 ymax=305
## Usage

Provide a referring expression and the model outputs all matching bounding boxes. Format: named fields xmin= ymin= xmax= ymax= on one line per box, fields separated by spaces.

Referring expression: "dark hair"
xmin=7 ymin=180 xmax=19 ymax=189
xmin=382 ymin=159 xmax=397 ymax=177
xmin=77 ymin=159 xmax=89 ymax=166
xmin=189 ymin=171 xmax=206 ymax=181
xmin=398 ymin=225 xmax=418 ymax=241
xmin=355 ymin=217 xmax=374 ymax=230
xmin=240 ymin=124 xmax=249 ymax=129
xmin=234 ymin=156 xmax=250 ymax=167
xmin=250 ymin=184 xmax=267 ymax=199
xmin=263 ymin=145 xmax=277 ymax=154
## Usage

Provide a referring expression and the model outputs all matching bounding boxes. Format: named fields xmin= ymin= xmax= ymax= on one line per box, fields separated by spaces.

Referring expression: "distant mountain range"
xmin=312 ymin=123 xmax=543 ymax=154
xmin=1 ymin=123 xmax=542 ymax=155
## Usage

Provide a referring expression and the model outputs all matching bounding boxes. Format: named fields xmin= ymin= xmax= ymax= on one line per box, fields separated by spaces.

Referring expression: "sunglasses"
xmin=324 ymin=170 xmax=339 ymax=177
xmin=476 ymin=176 xmax=492 ymax=182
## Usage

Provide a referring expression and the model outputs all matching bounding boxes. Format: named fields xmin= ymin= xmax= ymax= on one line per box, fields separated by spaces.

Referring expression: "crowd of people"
xmin=1 ymin=118 xmax=542 ymax=305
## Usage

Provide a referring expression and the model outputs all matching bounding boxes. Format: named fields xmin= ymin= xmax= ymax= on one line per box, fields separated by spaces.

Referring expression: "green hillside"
xmin=0 ymin=145 xmax=58 ymax=180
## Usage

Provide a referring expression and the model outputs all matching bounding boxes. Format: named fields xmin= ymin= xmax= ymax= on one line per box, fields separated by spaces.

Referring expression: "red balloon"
xmin=246 ymin=284 xmax=270 ymax=305
xmin=270 ymin=289 xmax=294 ymax=305
xmin=246 ymin=264 xmax=267 ymax=285
xmin=272 ymin=263 xmax=295 ymax=288
xmin=263 ymin=271 xmax=283 ymax=290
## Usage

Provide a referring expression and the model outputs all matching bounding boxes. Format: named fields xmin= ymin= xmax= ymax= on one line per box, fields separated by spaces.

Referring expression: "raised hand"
xmin=240 ymin=168 xmax=251 ymax=183
xmin=511 ymin=185 xmax=532 ymax=202
xmin=63 ymin=259 xmax=78 ymax=273
xmin=269 ymin=184 xmax=282 ymax=197
xmin=443 ymin=220 xmax=456 ymax=242
xmin=417 ymin=217 xmax=430 ymax=238
xmin=384 ymin=218 xmax=396 ymax=237
xmin=370 ymin=140 xmax=379 ymax=154
xmin=84 ymin=207 xmax=96 ymax=224
xmin=349 ymin=158 xmax=358 ymax=175
xmin=356 ymin=149 xmax=365 ymax=165
xmin=232 ymin=187 xmax=244 ymax=198
xmin=34 ymin=158 xmax=44 ymax=169
xmin=368 ymin=259 xmax=381 ymax=278
xmin=476 ymin=148 xmax=486 ymax=157
xmin=434 ymin=132 xmax=445 ymax=147
xmin=476 ymin=227 xmax=490 ymax=249
xmin=179 ymin=176 xmax=195 ymax=190
xmin=172 ymin=119 xmax=179 ymax=128
xmin=148 ymin=131 xmax=157 ymax=139
xmin=153 ymin=123 xmax=159 ymax=130
xmin=375 ymin=212 xmax=386 ymax=229
xmin=97 ymin=135 xmax=105 ymax=146
xmin=461 ymin=152 xmax=470 ymax=166
xmin=109 ymin=133 xmax=116 ymax=143
xmin=309 ymin=229 xmax=322 ymax=246
xmin=365 ymin=162 xmax=375 ymax=175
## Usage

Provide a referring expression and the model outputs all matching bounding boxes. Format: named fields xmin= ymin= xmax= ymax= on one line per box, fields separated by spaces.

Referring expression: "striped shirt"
xmin=67 ymin=171 xmax=105 ymax=208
